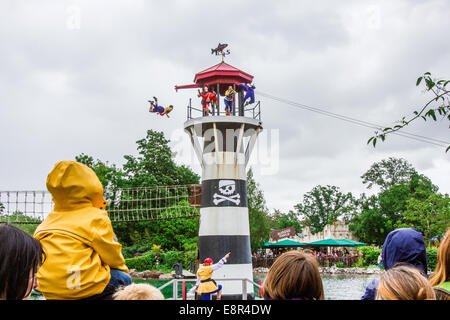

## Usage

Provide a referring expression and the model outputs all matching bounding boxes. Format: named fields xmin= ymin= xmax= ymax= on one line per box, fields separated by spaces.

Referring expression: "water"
xmin=31 ymin=274 xmax=378 ymax=300
xmin=254 ymin=273 xmax=378 ymax=300
xmin=321 ymin=274 xmax=377 ymax=300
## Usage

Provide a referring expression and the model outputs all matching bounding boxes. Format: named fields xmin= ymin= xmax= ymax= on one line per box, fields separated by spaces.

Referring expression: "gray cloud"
xmin=1 ymin=0 xmax=449 ymax=213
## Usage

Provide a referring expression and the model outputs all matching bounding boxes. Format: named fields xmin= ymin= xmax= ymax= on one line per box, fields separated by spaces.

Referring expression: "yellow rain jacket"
xmin=196 ymin=266 xmax=217 ymax=294
xmin=34 ymin=161 xmax=129 ymax=300
xmin=196 ymin=257 xmax=227 ymax=294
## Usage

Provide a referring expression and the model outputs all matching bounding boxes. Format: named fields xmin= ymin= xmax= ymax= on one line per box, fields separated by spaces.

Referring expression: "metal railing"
xmin=158 ymin=278 xmax=262 ymax=300
xmin=187 ymin=98 xmax=261 ymax=121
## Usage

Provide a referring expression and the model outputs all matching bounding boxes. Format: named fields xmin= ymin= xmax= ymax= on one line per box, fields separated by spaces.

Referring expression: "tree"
xmin=361 ymin=157 xmax=417 ymax=191
xmin=247 ymin=167 xmax=272 ymax=253
xmin=75 ymin=130 xmax=201 ymax=252
xmin=397 ymin=193 xmax=450 ymax=241
xmin=270 ymin=209 xmax=303 ymax=234
xmin=294 ymin=185 xmax=355 ymax=234
xmin=350 ymin=172 xmax=440 ymax=246
xmin=75 ymin=153 xmax=126 ymax=200
xmin=122 ymin=130 xmax=199 ymax=187
xmin=349 ymin=194 xmax=388 ymax=246
xmin=368 ymin=72 xmax=450 ymax=152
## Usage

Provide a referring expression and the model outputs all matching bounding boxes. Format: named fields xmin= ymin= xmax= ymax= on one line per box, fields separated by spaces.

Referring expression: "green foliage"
xmin=295 ymin=185 xmax=355 ymax=234
xmin=353 ymin=246 xmax=438 ymax=271
xmin=270 ymin=209 xmax=303 ymax=234
xmin=121 ymin=130 xmax=199 ymax=188
xmin=426 ymin=247 xmax=438 ymax=271
xmin=122 ymin=243 xmax=151 ymax=259
xmin=163 ymin=250 xmax=181 ymax=269
xmin=247 ymin=168 xmax=272 ymax=253
xmin=360 ymin=157 xmax=417 ymax=191
xmin=357 ymin=246 xmax=381 ymax=266
xmin=125 ymin=249 xmax=197 ymax=272
xmin=350 ymin=158 xmax=446 ymax=246
xmin=125 ymin=252 xmax=157 ymax=271
xmin=0 ymin=212 xmax=40 ymax=236
xmin=76 ymin=130 xmax=200 ymax=254
xmin=397 ymin=193 xmax=450 ymax=241
xmin=368 ymin=72 xmax=450 ymax=152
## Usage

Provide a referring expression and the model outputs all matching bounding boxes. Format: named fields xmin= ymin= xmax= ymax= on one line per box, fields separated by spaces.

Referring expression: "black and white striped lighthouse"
xmin=177 ymin=56 xmax=262 ymax=299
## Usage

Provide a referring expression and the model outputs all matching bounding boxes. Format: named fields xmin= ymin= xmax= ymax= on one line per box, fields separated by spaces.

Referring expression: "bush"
xmin=354 ymin=246 xmax=438 ymax=271
xmin=125 ymin=252 xmax=157 ymax=271
xmin=162 ymin=250 xmax=181 ymax=269
xmin=122 ymin=243 xmax=151 ymax=259
xmin=357 ymin=246 xmax=381 ymax=266
xmin=180 ymin=250 xmax=197 ymax=269
xmin=426 ymin=247 xmax=438 ymax=271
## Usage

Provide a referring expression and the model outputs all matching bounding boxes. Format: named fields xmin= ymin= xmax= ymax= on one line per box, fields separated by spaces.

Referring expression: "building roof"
xmin=175 ymin=62 xmax=254 ymax=92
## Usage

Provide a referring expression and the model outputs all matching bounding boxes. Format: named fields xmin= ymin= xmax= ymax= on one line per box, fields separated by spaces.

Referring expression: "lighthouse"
xmin=176 ymin=51 xmax=262 ymax=299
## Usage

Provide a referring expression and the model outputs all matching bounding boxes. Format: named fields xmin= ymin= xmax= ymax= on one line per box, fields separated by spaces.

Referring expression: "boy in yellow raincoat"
xmin=34 ymin=161 xmax=131 ymax=300
xmin=196 ymin=252 xmax=231 ymax=300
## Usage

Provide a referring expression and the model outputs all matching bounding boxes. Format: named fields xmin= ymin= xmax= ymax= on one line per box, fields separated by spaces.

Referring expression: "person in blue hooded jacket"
xmin=238 ymin=83 xmax=256 ymax=107
xmin=361 ymin=228 xmax=428 ymax=300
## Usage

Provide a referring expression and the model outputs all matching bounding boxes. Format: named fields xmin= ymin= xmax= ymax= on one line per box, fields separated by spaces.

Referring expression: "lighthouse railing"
xmin=186 ymin=100 xmax=261 ymax=121
xmin=159 ymin=277 xmax=262 ymax=300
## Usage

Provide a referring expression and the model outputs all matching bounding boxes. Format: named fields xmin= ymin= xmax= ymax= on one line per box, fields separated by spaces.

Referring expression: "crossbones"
xmin=213 ymin=193 xmax=241 ymax=205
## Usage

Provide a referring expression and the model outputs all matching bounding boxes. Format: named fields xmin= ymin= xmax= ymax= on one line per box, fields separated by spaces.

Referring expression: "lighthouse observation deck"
xmin=183 ymin=100 xmax=263 ymax=169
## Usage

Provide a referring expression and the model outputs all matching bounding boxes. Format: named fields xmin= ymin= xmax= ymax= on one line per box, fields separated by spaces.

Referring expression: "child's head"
xmin=262 ymin=250 xmax=324 ymax=300
xmin=167 ymin=105 xmax=173 ymax=112
xmin=113 ymin=283 xmax=164 ymax=300
xmin=228 ymin=85 xmax=233 ymax=91
xmin=203 ymin=258 xmax=213 ymax=266
xmin=376 ymin=265 xmax=436 ymax=300
xmin=0 ymin=224 xmax=46 ymax=300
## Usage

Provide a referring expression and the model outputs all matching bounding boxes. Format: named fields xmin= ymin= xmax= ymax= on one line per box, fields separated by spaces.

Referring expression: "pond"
xmin=253 ymin=273 xmax=377 ymax=300
xmin=135 ymin=273 xmax=377 ymax=300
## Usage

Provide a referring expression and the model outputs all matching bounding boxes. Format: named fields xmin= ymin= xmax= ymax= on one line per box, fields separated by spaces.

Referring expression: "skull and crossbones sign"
xmin=213 ymin=180 xmax=241 ymax=205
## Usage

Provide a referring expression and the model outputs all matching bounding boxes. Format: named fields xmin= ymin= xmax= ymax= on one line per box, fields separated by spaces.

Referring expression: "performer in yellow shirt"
xmin=224 ymin=86 xmax=236 ymax=116
xmin=196 ymin=252 xmax=231 ymax=300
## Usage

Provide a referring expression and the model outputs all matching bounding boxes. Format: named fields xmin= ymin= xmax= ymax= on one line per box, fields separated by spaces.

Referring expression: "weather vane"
xmin=211 ymin=43 xmax=230 ymax=62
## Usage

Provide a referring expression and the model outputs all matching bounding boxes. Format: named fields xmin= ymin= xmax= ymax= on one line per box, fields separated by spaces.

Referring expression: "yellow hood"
xmin=47 ymin=161 xmax=108 ymax=211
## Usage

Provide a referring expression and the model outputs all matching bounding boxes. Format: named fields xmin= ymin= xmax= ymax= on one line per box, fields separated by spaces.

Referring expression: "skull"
xmin=218 ymin=180 xmax=236 ymax=196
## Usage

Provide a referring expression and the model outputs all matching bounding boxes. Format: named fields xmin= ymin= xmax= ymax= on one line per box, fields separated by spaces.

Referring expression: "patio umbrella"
xmin=337 ymin=239 xmax=366 ymax=247
xmin=263 ymin=239 xmax=307 ymax=248
xmin=305 ymin=238 xmax=364 ymax=247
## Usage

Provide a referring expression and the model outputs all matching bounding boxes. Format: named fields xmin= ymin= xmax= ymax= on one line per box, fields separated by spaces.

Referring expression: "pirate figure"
xmin=198 ymin=86 xmax=218 ymax=116
xmin=148 ymin=96 xmax=173 ymax=118
xmin=196 ymin=252 xmax=231 ymax=300
xmin=224 ymin=85 xmax=236 ymax=116
xmin=238 ymin=83 xmax=256 ymax=107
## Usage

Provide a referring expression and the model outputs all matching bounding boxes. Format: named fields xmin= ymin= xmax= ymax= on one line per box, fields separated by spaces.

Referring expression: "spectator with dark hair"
xmin=361 ymin=228 xmax=428 ymax=300
xmin=0 ymin=224 xmax=46 ymax=300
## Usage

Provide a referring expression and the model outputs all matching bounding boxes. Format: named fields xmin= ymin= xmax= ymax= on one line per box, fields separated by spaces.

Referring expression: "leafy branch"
xmin=368 ymin=72 xmax=450 ymax=152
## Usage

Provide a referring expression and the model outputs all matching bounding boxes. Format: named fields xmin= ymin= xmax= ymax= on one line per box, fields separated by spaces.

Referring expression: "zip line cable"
xmin=258 ymin=91 xmax=449 ymax=149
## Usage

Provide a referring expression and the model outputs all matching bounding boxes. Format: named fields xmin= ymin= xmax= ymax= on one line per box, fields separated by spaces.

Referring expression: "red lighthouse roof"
xmin=175 ymin=62 xmax=253 ymax=93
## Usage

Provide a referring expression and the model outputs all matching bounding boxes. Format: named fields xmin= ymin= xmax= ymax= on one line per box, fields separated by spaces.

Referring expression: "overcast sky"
xmin=1 ymin=0 xmax=449 ymax=213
